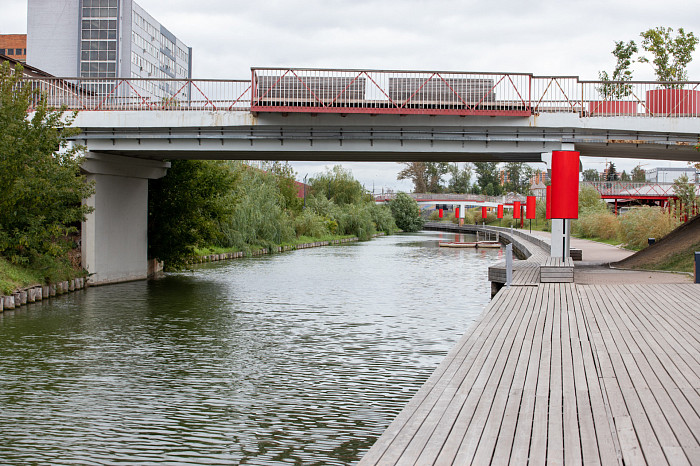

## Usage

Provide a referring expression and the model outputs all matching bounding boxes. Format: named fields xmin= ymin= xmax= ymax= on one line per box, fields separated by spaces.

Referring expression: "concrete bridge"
xmin=23 ymin=68 xmax=700 ymax=284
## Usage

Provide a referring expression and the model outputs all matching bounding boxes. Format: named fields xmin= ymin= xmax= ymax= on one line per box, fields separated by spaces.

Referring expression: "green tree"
xmin=262 ymin=161 xmax=303 ymax=214
xmin=311 ymin=165 xmax=366 ymax=205
xmin=502 ymin=162 xmax=533 ymax=194
xmin=148 ymin=160 xmax=235 ymax=269
xmin=447 ymin=162 xmax=472 ymax=193
xmin=598 ymin=40 xmax=638 ymax=98
xmin=631 ymin=165 xmax=647 ymax=182
xmin=397 ymin=162 xmax=449 ymax=193
xmin=389 ymin=192 xmax=424 ymax=232
xmin=620 ymin=170 xmax=631 ymax=181
xmin=583 ymin=168 xmax=600 ymax=181
xmin=605 ymin=162 xmax=619 ymax=181
xmin=673 ymin=173 xmax=697 ymax=219
xmin=473 ymin=162 xmax=502 ymax=195
xmin=0 ymin=61 xmax=94 ymax=266
xmin=639 ymin=27 xmax=699 ymax=84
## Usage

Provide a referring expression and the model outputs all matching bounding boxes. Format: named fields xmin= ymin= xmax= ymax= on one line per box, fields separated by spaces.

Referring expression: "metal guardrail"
xmin=582 ymin=181 xmax=700 ymax=197
xmin=18 ymin=68 xmax=700 ymax=118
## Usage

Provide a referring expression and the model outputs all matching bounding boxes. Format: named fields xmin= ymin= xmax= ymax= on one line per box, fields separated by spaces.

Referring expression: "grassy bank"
xmin=637 ymin=241 xmax=700 ymax=273
xmin=194 ymin=234 xmax=359 ymax=257
xmin=0 ymin=256 xmax=84 ymax=295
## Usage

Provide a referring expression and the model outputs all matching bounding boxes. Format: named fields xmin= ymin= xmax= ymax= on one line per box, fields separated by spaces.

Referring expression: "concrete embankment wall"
xmin=0 ymin=278 xmax=87 ymax=313
xmin=423 ymin=222 xmax=548 ymax=259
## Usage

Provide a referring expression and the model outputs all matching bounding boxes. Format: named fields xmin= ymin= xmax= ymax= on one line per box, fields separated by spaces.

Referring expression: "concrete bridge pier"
xmin=81 ymin=152 xmax=170 ymax=285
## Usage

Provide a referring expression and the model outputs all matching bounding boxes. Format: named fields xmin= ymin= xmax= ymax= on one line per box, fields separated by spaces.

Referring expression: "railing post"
xmin=505 ymin=243 xmax=513 ymax=286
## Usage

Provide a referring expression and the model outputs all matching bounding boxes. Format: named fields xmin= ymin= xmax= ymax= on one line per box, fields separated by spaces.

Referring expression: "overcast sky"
xmin=2 ymin=0 xmax=699 ymax=191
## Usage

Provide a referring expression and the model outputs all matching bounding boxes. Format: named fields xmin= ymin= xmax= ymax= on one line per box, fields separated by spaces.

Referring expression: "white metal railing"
xmin=582 ymin=181 xmax=700 ymax=197
xmin=17 ymin=70 xmax=700 ymax=118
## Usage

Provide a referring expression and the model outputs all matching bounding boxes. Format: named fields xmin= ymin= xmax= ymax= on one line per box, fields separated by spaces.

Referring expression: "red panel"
xmin=546 ymin=185 xmax=552 ymax=220
xmin=482 ymin=206 xmax=488 ymax=219
xmin=439 ymin=209 xmax=443 ymax=218
xmin=497 ymin=205 xmax=504 ymax=219
xmin=526 ymin=196 xmax=536 ymax=219
xmin=455 ymin=207 xmax=460 ymax=218
xmin=513 ymin=201 xmax=521 ymax=219
xmin=551 ymin=151 xmax=579 ymax=219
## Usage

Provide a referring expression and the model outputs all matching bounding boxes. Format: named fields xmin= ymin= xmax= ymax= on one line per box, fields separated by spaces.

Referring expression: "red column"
xmin=439 ymin=208 xmax=443 ymax=218
xmin=481 ymin=206 xmax=488 ymax=219
xmin=497 ymin=205 xmax=504 ymax=218
xmin=526 ymin=196 xmax=536 ymax=219
xmin=550 ymin=150 xmax=580 ymax=219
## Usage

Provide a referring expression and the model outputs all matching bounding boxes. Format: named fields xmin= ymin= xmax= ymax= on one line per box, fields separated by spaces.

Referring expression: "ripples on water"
xmin=0 ymin=231 xmax=502 ymax=465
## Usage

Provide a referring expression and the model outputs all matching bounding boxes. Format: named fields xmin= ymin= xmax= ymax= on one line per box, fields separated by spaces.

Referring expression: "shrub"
xmin=618 ymin=206 xmax=680 ymax=249
xmin=389 ymin=193 xmax=424 ymax=232
xmin=573 ymin=210 xmax=620 ymax=240
xmin=368 ymin=203 xmax=397 ymax=233
xmin=293 ymin=209 xmax=329 ymax=238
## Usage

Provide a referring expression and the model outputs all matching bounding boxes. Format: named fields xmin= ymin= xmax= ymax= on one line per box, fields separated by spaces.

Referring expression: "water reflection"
xmin=0 ymin=231 xmax=502 ymax=464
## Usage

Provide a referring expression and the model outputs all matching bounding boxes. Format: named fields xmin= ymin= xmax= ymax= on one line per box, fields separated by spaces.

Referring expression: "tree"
xmin=389 ymin=192 xmax=424 ymax=232
xmin=605 ymin=162 xmax=619 ymax=181
xmin=502 ymin=162 xmax=533 ymax=194
xmin=262 ymin=161 xmax=303 ymax=214
xmin=447 ymin=162 xmax=472 ymax=193
xmin=620 ymin=170 xmax=631 ymax=181
xmin=639 ymin=27 xmax=699 ymax=83
xmin=583 ymin=169 xmax=600 ymax=181
xmin=673 ymin=173 xmax=697 ymax=219
xmin=473 ymin=162 xmax=502 ymax=195
xmin=598 ymin=40 xmax=638 ymax=98
xmin=311 ymin=165 xmax=366 ymax=205
xmin=396 ymin=162 xmax=450 ymax=193
xmin=0 ymin=61 xmax=94 ymax=266
xmin=148 ymin=160 xmax=236 ymax=270
xmin=397 ymin=162 xmax=449 ymax=193
xmin=631 ymin=165 xmax=647 ymax=182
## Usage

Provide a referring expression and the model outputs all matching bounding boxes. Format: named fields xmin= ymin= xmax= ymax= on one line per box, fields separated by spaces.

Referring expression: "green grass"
xmin=638 ymin=241 xmax=700 ymax=274
xmin=0 ymin=255 xmax=83 ymax=295
xmin=195 ymin=234 xmax=359 ymax=258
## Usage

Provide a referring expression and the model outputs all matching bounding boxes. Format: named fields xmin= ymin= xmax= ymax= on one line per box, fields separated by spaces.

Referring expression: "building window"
xmin=0 ymin=49 xmax=6 ymax=55
xmin=79 ymin=3 xmax=118 ymax=78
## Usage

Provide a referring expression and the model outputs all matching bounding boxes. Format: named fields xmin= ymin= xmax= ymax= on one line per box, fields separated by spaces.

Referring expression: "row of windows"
xmin=176 ymin=46 xmax=188 ymax=62
xmin=176 ymin=64 xmax=188 ymax=77
xmin=131 ymin=51 xmax=158 ymax=76
xmin=82 ymin=29 xmax=117 ymax=39
xmin=83 ymin=0 xmax=117 ymax=6
xmin=0 ymin=48 xmax=25 ymax=56
xmin=132 ymin=32 xmax=159 ymax=60
xmin=81 ymin=62 xmax=117 ymax=73
xmin=133 ymin=11 xmax=158 ymax=41
xmin=83 ymin=50 xmax=117 ymax=61
xmin=82 ymin=19 xmax=117 ymax=30
xmin=81 ymin=40 xmax=117 ymax=51
xmin=161 ymin=35 xmax=175 ymax=56
xmin=82 ymin=7 xmax=118 ymax=18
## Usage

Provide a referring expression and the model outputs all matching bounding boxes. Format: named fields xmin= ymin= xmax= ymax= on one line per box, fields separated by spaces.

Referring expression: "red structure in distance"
xmin=497 ymin=205 xmax=504 ymax=219
xmin=513 ymin=201 xmax=521 ymax=219
xmin=481 ymin=206 xmax=488 ymax=219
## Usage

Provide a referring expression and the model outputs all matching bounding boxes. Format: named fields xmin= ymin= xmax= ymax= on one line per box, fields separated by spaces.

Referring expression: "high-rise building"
xmin=27 ymin=0 xmax=191 ymax=99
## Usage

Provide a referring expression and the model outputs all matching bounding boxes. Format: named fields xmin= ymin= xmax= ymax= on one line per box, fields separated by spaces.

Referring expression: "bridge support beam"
xmin=81 ymin=153 xmax=170 ymax=285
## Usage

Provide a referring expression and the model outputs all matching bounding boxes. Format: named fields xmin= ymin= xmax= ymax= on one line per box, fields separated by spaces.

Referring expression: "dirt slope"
xmin=614 ymin=214 xmax=700 ymax=269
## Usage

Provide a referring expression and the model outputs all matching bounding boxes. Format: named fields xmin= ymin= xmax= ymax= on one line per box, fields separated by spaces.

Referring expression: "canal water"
xmin=0 ymin=231 xmax=502 ymax=465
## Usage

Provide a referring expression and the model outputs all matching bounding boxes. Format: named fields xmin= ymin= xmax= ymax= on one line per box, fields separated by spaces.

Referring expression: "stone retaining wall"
xmin=0 ymin=278 xmax=87 ymax=313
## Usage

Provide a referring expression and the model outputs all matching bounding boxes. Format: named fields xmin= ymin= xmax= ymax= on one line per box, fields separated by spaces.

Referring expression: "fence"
xmin=18 ymin=68 xmax=700 ymax=118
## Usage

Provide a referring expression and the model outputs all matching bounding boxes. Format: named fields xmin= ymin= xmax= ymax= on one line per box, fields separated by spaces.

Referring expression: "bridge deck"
xmin=359 ymin=283 xmax=700 ymax=465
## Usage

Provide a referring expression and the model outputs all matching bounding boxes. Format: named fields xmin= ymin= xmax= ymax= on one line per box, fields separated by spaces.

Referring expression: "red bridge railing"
xmin=18 ymin=68 xmax=700 ymax=118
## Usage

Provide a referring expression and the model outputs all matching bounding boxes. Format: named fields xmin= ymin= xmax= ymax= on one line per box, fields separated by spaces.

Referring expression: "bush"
xmin=573 ymin=210 xmax=620 ymax=240
xmin=368 ymin=203 xmax=397 ymax=233
xmin=335 ymin=203 xmax=376 ymax=240
xmin=618 ymin=206 xmax=680 ymax=249
xmin=216 ymin=168 xmax=295 ymax=252
xmin=389 ymin=193 xmax=424 ymax=232
xmin=293 ymin=209 xmax=329 ymax=238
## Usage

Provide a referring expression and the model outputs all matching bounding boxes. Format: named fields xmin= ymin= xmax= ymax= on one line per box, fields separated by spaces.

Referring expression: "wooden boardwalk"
xmin=359 ymin=283 xmax=700 ymax=465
